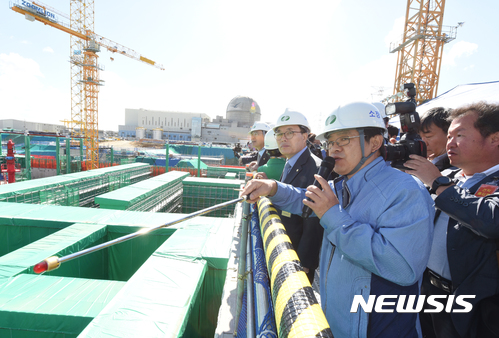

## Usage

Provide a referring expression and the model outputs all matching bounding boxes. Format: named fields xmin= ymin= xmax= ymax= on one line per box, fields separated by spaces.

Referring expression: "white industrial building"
xmin=118 ymin=96 xmax=263 ymax=144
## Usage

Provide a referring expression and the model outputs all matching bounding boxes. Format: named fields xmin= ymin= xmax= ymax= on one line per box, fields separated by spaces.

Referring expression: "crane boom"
xmin=10 ymin=1 xmax=164 ymax=70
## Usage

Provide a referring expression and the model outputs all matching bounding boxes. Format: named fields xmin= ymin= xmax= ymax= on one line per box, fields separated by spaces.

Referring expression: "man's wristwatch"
xmin=430 ymin=176 xmax=453 ymax=194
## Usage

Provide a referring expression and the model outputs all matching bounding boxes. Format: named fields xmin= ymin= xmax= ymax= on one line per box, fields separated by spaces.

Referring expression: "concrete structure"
xmin=118 ymin=96 xmax=263 ymax=144
xmin=0 ymin=120 xmax=116 ymax=140
xmin=0 ymin=119 xmax=67 ymax=134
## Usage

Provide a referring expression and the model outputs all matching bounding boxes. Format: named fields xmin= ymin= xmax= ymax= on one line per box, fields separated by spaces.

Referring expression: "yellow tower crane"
xmin=10 ymin=0 xmax=164 ymax=170
xmin=389 ymin=0 xmax=461 ymax=104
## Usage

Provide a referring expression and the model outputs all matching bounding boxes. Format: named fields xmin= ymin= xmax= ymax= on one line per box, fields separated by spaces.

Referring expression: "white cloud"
xmin=43 ymin=47 xmax=54 ymax=53
xmin=0 ymin=53 xmax=66 ymax=126
xmin=442 ymin=41 xmax=478 ymax=66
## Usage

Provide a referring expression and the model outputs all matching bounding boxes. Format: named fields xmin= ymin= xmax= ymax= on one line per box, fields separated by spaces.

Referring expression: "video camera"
xmin=384 ymin=83 xmax=427 ymax=170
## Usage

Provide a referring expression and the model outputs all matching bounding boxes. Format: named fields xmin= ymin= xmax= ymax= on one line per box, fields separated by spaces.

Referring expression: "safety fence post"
xmin=56 ymin=137 xmax=60 ymax=175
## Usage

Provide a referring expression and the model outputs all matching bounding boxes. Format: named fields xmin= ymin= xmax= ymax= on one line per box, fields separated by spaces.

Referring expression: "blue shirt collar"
xmin=285 ymin=146 xmax=308 ymax=169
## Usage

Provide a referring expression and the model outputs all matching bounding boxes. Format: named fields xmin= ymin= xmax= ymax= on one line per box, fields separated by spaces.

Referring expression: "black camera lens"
xmin=385 ymin=143 xmax=407 ymax=162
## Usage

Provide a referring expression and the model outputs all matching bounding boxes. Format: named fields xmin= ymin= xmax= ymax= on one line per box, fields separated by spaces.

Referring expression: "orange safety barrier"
xmin=30 ymin=158 xmax=57 ymax=169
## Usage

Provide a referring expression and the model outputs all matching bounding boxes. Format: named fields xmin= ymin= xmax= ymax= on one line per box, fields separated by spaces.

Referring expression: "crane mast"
xmin=389 ymin=0 xmax=458 ymax=104
xmin=10 ymin=0 xmax=164 ymax=170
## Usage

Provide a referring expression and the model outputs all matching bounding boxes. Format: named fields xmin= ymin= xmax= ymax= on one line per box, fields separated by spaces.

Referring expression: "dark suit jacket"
xmin=257 ymin=149 xmax=270 ymax=167
xmin=436 ymin=168 xmax=499 ymax=336
xmin=279 ymin=148 xmax=323 ymax=270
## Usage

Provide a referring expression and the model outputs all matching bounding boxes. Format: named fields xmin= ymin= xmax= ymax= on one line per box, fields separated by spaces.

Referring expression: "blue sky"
xmin=1 ymin=0 xmax=497 ymax=133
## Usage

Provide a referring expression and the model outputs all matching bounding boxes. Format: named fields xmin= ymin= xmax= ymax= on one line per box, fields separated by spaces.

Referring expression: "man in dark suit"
xmin=406 ymin=101 xmax=499 ymax=338
xmin=273 ymin=108 xmax=323 ymax=283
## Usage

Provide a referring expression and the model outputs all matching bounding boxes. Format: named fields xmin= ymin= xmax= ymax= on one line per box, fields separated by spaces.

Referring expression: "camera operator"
xmin=405 ymin=101 xmax=499 ymax=338
xmin=387 ymin=125 xmax=400 ymax=144
xmin=384 ymin=83 xmax=427 ymax=170
xmin=232 ymin=143 xmax=242 ymax=159
xmin=241 ymin=101 xmax=434 ymax=338
xmin=419 ymin=107 xmax=454 ymax=171
xmin=307 ymin=133 xmax=325 ymax=159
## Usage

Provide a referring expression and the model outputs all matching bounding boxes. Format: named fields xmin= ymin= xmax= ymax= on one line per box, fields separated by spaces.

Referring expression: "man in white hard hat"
xmin=240 ymin=122 xmax=271 ymax=169
xmin=273 ymin=108 xmax=323 ymax=283
xmin=241 ymin=102 xmax=434 ymax=337
xmin=254 ymin=129 xmax=286 ymax=181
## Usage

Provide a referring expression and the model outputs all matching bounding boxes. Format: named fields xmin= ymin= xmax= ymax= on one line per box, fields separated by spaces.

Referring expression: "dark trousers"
xmin=420 ymin=269 xmax=461 ymax=338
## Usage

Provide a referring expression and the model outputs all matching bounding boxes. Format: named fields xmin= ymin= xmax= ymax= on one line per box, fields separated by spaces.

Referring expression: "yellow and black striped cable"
xmin=257 ymin=197 xmax=333 ymax=338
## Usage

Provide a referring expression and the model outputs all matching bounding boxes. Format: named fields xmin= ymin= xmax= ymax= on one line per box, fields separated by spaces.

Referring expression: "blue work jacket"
xmin=270 ymin=157 xmax=435 ymax=338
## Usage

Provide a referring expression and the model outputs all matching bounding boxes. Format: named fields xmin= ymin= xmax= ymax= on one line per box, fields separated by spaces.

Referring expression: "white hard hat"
xmin=274 ymin=108 xmax=311 ymax=131
xmin=264 ymin=129 xmax=279 ymax=150
xmin=249 ymin=122 xmax=271 ymax=134
xmin=371 ymin=102 xmax=387 ymax=119
xmin=317 ymin=101 xmax=387 ymax=141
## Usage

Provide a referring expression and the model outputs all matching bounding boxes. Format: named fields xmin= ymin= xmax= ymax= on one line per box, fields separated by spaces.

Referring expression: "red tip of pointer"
xmin=33 ymin=261 xmax=48 ymax=274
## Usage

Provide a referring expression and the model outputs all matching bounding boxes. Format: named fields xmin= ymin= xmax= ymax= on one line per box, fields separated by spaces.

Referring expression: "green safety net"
xmin=182 ymin=178 xmax=244 ymax=217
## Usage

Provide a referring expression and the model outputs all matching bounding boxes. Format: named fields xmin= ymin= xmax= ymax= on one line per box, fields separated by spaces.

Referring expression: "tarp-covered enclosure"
xmin=0 ymin=165 xmax=245 ymax=337
xmin=0 ymin=200 xmax=239 ymax=337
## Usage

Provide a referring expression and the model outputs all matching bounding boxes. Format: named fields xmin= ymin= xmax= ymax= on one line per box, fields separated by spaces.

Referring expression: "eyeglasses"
xmin=326 ymin=135 xmax=360 ymax=149
xmin=250 ymin=131 xmax=263 ymax=137
xmin=274 ymin=130 xmax=303 ymax=140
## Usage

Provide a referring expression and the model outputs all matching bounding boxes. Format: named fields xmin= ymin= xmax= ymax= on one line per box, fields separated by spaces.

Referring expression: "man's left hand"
xmin=403 ymin=155 xmax=442 ymax=186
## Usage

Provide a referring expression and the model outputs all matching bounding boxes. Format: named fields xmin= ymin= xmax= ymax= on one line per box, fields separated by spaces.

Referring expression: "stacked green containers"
xmin=95 ymin=171 xmax=190 ymax=212
xmin=181 ymin=177 xmax=244 ymax=217
xmin=0 ymin=163 xmax=150 ymax=206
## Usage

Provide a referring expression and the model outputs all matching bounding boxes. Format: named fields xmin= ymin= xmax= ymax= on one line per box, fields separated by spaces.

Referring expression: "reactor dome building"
xmin=225 ymin=96 xmax=261 ymax=127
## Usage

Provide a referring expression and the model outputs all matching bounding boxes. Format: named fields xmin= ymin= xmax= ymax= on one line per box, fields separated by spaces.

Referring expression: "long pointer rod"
xmin=33 ymin=196 xmax=246 ymax=274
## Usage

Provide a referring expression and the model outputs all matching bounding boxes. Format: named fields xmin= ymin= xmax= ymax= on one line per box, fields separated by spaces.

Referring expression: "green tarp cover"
xmin=0 ymin=274 xmax=125 ymax=337
xmin=79 ymin=251 xmax=208 ymax=337
xmin=0 ymin=222 xmax=107 ymax=279
xmin=0 ymin=202 xmax=189 ymax=258
xmin=95 ymin=171 xmax=189 ymax=210
xmin=80 ymin=216 xmax=235 ymax=338
xmin=168 ymin=145 xmax=235 ymax=159
xmin=176 ymin=159 xmax=208 ymax=169
xmin=0 ymin=163 xmax=150 ymax=200
xmin=157 ymin=218 xmax=234 ymax=337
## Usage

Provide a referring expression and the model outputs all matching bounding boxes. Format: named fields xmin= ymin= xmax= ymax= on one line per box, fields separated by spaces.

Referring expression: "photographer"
xmin=405 ymin=101 xmax=499 ymax=338
xmin=307 ymin=133 xmax=325 ymax=159
xmin=384 ymin=83 xmax=428 ymax=170
xmin=419 ymin=107 xmax=453 ymax=171
xmin=242 ymin=101 xmax=434 ymax=338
